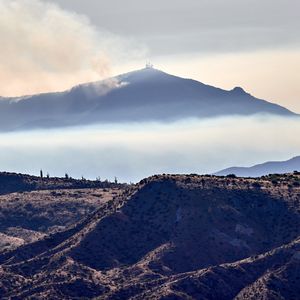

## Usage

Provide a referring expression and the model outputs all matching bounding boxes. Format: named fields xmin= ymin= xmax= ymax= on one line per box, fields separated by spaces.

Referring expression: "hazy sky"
xmin=0 ymin=0 xmax=299 ymax=111
xmin=0 ymin=0 xmax=300 ymax=113
xmin=1 ymin=1 xmax=299 ymax=181
xmin=52 ymin=0 xmax=300 ymax=112
xmin=54 ymin=0 xmax=300 ymax=55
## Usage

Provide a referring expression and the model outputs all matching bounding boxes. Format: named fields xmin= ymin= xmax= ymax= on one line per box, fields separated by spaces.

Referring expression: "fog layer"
xmin=0 ymin=116 xmax=299 ymax=182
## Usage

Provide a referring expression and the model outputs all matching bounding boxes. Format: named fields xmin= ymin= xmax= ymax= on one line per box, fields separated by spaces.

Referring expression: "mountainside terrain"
xmin=0 ymin=188 xmax=122 ymax=252
xmin=0 ymin=172 xmax=125 ymax=251
xmin=0 ymin=68 xmax=296 ymax=131
xmin=216 ymin=156 xmax=300 ymax=177
xmin=0 ymin=172 xmax=123 ymax=195
xmin=0 ymin=173 xmax=300 ymax=299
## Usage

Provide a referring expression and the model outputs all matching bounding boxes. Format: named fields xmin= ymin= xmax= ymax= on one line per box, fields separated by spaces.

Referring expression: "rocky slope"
xmin=0 ymin=173 xmax=300 ymax=299
xmin=0 ymin=188 xmax=123 ymax=252
xmin=0 ymin=173 xmax=125 ymax=251
xmin=0 ymin=172 xmax=122 ymax=195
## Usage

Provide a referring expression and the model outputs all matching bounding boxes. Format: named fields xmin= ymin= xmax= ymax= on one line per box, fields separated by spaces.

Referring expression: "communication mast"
xmin=145 ymin=62 xmax=154 ymax=69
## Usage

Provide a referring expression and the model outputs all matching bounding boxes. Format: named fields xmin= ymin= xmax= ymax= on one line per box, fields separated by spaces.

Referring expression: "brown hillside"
xmin=0 ymin=173 xmax=299 ymax=299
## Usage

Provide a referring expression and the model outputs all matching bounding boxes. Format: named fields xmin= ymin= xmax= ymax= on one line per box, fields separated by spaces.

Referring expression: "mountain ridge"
xmin=215 ymin=155 xmax=300 ymax=177
xmin=0 ymin=173 xmax=300 ymax=298
xmin=0 ymin=68 xmax=296 ymax=131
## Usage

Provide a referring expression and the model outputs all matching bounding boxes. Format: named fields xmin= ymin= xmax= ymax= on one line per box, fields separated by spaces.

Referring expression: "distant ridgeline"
xmin=0 ymin=68 xmax=297 ymax=131
xmin=215 ymin=156 xmax=300 ymax=177
xmin=0 ymin=172 xmax=125 ymax=195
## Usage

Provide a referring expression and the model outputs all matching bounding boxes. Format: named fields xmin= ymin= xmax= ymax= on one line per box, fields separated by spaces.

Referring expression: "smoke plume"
xmin=0 ymin=0 xmax=142 ymax=96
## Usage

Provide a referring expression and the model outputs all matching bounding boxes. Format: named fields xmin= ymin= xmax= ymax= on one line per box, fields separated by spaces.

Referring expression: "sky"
xmin=55 ymin=0 xmax=300 ymax=112
xmin=0 ymin=0 xmax=299 ymax=112
xmin=0 ymin=0 xmax=299 ymax=181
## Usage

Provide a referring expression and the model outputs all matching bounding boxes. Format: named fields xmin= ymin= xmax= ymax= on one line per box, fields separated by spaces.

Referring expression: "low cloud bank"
xmin=0 ymin=116 xmax=299 ymax=182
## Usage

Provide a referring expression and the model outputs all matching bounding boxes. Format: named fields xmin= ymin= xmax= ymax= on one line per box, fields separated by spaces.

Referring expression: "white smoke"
xmin=0 ymin=0 xmax=146 ymax=97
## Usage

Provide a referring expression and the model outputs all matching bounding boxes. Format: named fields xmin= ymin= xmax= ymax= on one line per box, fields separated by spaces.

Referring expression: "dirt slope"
xmin=0 ymin=174 xmax=299 ymax=299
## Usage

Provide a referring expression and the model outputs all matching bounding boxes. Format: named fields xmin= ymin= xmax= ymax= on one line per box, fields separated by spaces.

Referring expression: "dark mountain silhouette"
xmin=215 ymin=156 xmax=300 ymax=177
xmin=0 ymin=171 xmax=123 ymax=195
xmin=0 ymin=67 xmax=296 ymax=131
xmin=0 ymin=173 xmax=300 ymax=299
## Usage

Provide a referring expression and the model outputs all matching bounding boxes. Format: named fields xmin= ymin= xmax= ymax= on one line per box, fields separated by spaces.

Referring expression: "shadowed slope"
xmin=0 ymin=174 xmax=300 ymax=299
xmin=0 ymin=68 xmax=296 ymax=131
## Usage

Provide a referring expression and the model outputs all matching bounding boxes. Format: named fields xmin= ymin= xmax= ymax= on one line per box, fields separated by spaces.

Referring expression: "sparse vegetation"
xmin=0 ymin=172 xmax=299 ymax=299
xmin=226 ymin=174 xmax=237 ymax=178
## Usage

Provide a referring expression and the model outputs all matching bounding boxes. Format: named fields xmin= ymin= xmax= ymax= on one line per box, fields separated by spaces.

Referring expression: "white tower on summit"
xmin=145 ymin=62 xmax=154 ymax=69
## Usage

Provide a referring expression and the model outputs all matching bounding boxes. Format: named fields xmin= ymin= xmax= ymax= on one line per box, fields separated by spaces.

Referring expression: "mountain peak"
xmin=116 ymin=67 xmax=172 ymax=84
xmin=0 ymin=68 xmax=296 ymax=131
xmin=231 ymin=86 xmax=248 ymax=95
xmin=123 ymin=66 xmax=166 ymax=76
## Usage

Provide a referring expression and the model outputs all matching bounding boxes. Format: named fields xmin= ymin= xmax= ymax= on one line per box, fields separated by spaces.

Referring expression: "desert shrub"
xmin=252 ymin=182 xmax=261 ymax=189
xmin=226 ymin=174 xmax=236 ymax=178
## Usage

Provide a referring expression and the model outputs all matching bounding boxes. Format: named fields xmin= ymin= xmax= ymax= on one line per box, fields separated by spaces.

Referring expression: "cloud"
xmin=0 ymin=116 xmax=299 ymax=182
xmin=0 ymin=0 xmax=146 ymax=97
xmin=54 ymin=0 xmax=300 ymax=56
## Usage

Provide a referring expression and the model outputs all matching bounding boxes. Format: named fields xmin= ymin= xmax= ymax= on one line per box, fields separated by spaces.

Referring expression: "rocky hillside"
xmin=0 ymin=173 xmax=125 ymax=251
xmin=0 ymin=172 xmax=122 ymax=195
xmin=0 ymin=188 xmax=123 ymax=252
xmin=0 ymin=173 xmax=300 ymax=299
